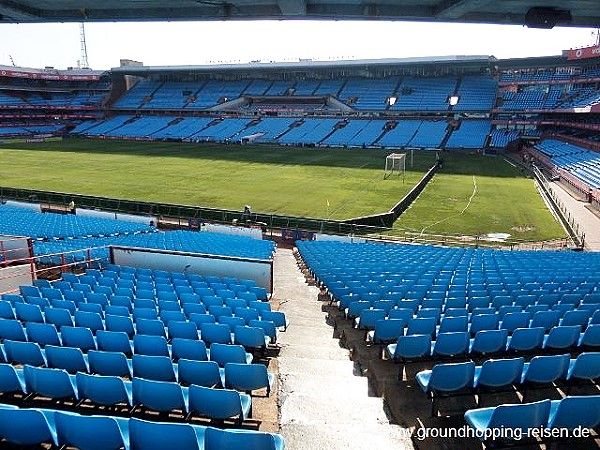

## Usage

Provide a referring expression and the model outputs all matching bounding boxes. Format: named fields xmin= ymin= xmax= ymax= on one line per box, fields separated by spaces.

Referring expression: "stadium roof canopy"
xmin=0 ymin=1 xmax=598 ymax=28
xmin=112 ymin=55 xmax=497 ymax=75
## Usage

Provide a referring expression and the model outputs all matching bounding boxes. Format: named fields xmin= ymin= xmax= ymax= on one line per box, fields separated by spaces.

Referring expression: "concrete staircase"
xmin=273 ymin=247 xmax=413 ymax=450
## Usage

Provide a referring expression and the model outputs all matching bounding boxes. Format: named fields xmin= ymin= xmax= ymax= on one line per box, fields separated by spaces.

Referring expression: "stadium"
xmin=1 ymin=1 xmax=600 ymax=449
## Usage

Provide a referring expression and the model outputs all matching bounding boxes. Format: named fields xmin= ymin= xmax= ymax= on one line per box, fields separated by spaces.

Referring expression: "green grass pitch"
xmin=1 ymin=139 xmax=565 ymax=241
xmin=395 ymin=152 xmax=566 ymax=242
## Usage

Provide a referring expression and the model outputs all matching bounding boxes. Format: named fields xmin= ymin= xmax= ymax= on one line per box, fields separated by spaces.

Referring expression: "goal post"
xmin=383 ymin=152 xmax=406 ymax=180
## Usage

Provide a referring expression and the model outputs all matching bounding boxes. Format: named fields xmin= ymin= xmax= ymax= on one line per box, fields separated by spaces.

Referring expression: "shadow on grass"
xmin=3 ymin=138 xmax=439 ymax=171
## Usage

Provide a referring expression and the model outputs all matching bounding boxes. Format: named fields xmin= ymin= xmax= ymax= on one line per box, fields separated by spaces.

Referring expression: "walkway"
xmin=548 ymin=182 xmax=600 ymax=251
xmin=273 ymin=247 xmax=412 ymax=450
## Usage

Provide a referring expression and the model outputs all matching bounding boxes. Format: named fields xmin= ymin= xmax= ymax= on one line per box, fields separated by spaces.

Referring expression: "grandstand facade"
xmin=0 ymin=66 xmax=110 ymax=139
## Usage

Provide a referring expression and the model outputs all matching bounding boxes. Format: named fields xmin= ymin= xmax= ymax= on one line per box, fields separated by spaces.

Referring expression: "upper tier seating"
xmin=533 ymin=139 xmax=600 ymax=189
xmin=445 ymin=120 xmax=491 ymax=149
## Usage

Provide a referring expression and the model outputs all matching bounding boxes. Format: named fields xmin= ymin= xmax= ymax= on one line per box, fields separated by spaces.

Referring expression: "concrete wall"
xmin=0 ymin=264 xmax=33 ymax=295
xmin=110 ymin=246 xmax=273 ymax=292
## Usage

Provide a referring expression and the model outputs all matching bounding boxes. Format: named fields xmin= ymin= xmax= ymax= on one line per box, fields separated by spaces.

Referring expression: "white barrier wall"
xmin=1 ymin=200 xmax=41 ymax=212
xmin=314 ymin=233 xmax=366 ymax=243
xmin=77 ymin=208 xmax=157 ymax=226
xmin=205 ymin=223 xmax=263 ymax=240
xmin=110 ymin=246 xmax=273 ymax=292
xmin=0 ymin=235 xmax=32 ymax=263
xmin=0 ymin=264 xmax=33 ymax=295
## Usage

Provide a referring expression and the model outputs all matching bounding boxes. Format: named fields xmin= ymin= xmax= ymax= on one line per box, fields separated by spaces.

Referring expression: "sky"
xmin=0 ymin=20 xmax=598 ymax=70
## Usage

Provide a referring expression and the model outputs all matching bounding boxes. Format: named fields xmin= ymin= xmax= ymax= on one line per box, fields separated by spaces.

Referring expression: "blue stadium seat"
xmin=200 ymin=323 xmax=233 ymax=346
xmin=76 ymin=372 xmax=133 ymax=408
xmin=431 ymin=331 xmax=470 ymax=357
xmin=45 ymin=345 xmax=89 ymax=374
xmin=385 ymin=334 xmax=432 ymax=361
xmin=60 ymin=326 xmax=97 ymax=352
xmin=88 ymin=350 xmax=133 ymax=378
xmin=168 ymin=320 xmax=200 ymax=341
xmin=133 ymin=334 xmax=171 ymax=358
xmin=416 ymin=361 xmax=475 ymax=416
xmin=188 ymin=384 xmax=251 ymax=425
xmin=469 ymin=329 xmax=508 ymax=356
xmin=96 ymin=330 xmax=134 ymax=355
xmin=54 ymin=411 xmax=130 ymax=450
xmin=45 ymin=307 xmax=75 ymax=329
xmin=129 ymin=417 xmax=205 ymax=450
xmin=209 ymin=343 xmax=253 ymax=367
xmin=505 ymin=327 xmax=545 ymax=352
xmin=132 ymin=377 xmax=188 ymax=415
xmin=0 ymin=405 xmax=58 ymax=446
xmin=105 ymin=314 xmax=135 ymax=338
xmin=547 ymin=395 xmax=600 ymax=430
xmin=132 ymin=354 xmax=177 ymax=382
xmin=0 ymin=363 xmax=27 ymax=396
xmin=543 ymin=325 xmax=581 ymax=351
xmin=178 ymin=359 xmax=224 ymax=388
xmin=171 ymin=338 xmax=209 ymax=362
xmin=3 ymin=340 xmax=46 ymax=366
xmin=23 ymin=365 xmax=79 ymax=402
xmin=473 ymin=357 xmax=524 ymax=406
xmin=25 ymin=322 xmax=62 ymax=347
xmin=224 ymin=362 xmax=276 ymax=396
xmin=464 ymin=399 xmax=551 ymax=446
xmin=204 ymin=426 xmax=285 ymax=450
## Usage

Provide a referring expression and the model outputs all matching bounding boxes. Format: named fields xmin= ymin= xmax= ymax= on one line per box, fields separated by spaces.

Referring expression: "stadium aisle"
xmin=548 ymin=182 xmax=600 ymax=251
xmin=273 ymin=248 xmax=413 ymax=450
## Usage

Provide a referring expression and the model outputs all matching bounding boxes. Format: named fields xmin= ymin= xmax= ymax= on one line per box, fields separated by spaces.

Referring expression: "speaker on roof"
xmin=524 ymin=7 xmax=572 ymax=29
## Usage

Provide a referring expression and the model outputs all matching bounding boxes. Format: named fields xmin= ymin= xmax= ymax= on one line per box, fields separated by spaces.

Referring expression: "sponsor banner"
xmin=565 ymin=45 xmax=600 ymax=60
xmin=0 ymin=69 xmax=101 ymax=81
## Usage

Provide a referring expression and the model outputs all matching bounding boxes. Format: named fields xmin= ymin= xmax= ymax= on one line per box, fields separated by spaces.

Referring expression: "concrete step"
xmin=273 ymin=247 xmax=414 ymax=450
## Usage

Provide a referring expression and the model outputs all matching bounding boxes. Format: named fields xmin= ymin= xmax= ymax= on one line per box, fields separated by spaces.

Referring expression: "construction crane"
xmin=79 ymin=23 xmax=89 ymax=69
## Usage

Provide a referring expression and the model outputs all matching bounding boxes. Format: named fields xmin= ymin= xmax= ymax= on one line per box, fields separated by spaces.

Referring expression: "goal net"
xmin=383 ymin=152 xmax=406 ymax=179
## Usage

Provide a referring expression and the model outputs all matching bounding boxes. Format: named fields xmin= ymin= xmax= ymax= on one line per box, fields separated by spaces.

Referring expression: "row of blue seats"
xmin=14 ymin=285 xmax=271 ymax=319
xmin=327 ymin=278 xmax=599 ymax=299
xmin=34 ymin=268 xmax=264 ymax=299
xmin=1 ymin=293 xmax=286 ymax=339
xmin=364 ymin=309 xmax=600 ymax=346
xmin=352 ymin=305 xmax=600 ymax=336
xmin=464 ymin=396 xmax=600 ymax=447
xmin=326 ymin=273 xmax=600 ymax=301
xmin=96 ymin=264 xmax=259 ymax=286
xmin=0 ymin=340 xmax=254 ymax=380
xmin=0 ymin=205 xmax=152 ymax=240
xmin=416 ymin=353 xmax=599 ymax=415
xmin=0 ymin=315 xmax=274 ymax=354
xmin=3 ymin=364 xmax=252 ymax=421
xmin=12 ymin=290 xmax=263 ymax=315
xmin=31 ymin=279 xmax=267 ymax=304
xmin=299 ymin=241 xmax=600 ymax=282
xmin=74 ymin=113 xmax=494 ymax=148
xmin=16 ymin=284 xmax=269 ymax=317
xmin=1 ymin=362 xmax=274 ymax=415
xmin=34 ymin=229 xmax=276 ymax=265
xmin=333 ymin=284 xmax=600 ymax=309
xmin=58 ymin=270 xmax=258 ymax=291
xmin=3 ymin=290 xmax=285 ymax=339
xmin=384 ymin=324 xmax=600 ymax=361
xmin=0 ymin=318 xmax=264 ymax=358
xmin=0 ymin=402 xmax=285 ymax=450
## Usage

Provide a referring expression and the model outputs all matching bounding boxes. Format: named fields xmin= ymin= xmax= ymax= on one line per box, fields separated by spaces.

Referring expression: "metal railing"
xmin=531 ymin=165 xmax=584 ymax=249
xmin=1 ymin=185 xmax=581 ymax=252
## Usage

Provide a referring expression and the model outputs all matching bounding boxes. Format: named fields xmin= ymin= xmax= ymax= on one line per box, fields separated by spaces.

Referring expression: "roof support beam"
xmin=0 ymin=1 xmax=41 ymax=21
xmin=278 ymin=0 xmax=307 ymax=16
xmin=435 ymin=0 xmax=495 ymax=19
